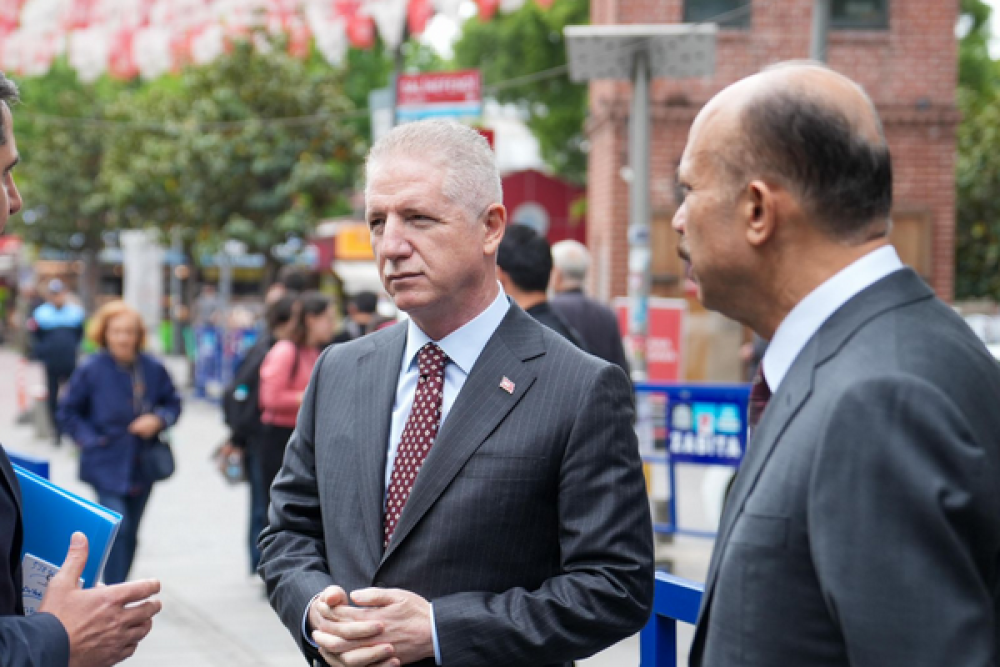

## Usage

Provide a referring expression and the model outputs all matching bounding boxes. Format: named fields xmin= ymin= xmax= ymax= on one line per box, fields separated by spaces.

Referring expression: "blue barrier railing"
xmin=639 ymin=571 xmax=705 ymax=667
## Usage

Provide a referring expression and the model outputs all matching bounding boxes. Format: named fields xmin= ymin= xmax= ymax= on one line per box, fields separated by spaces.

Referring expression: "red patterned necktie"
xmin=747 ymin=366 xmax=771 ymax=432
xmin=384 ymin=342 xmax=449 ymax=549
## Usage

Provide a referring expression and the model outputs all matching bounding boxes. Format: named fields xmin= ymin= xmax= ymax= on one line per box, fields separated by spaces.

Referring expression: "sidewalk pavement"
xmin=1 ymin=349 xmax=689 ymax=666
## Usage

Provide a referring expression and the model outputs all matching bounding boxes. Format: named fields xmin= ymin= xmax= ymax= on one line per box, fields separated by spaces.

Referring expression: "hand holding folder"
xmin=38 ymin=533 xmax=164 ymax=667
xmin=13 ymin=464 xmax=121 ymax=588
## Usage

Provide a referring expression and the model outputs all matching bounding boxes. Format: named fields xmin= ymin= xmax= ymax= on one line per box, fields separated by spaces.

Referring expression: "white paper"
xmin=21 ymin=553 xmax=60 ymax=616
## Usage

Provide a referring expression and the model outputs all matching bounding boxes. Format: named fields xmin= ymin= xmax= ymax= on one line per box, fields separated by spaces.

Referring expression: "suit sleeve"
xmin=808 ymin=375 xmax=999 ymax=666
xmin=432 ymin=363 xmax=655 ymax=665
xmin=0 ymin=613 xmax=70 ymax=667
xmin=257 ymin=347 xmax=335 ymax=663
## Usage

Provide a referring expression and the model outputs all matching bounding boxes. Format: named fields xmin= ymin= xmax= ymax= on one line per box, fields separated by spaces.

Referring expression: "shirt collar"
xmin=403 ymin=285 xmax=510 ymax=375
xmin=762 ymin=245 xmax=903 ymax=392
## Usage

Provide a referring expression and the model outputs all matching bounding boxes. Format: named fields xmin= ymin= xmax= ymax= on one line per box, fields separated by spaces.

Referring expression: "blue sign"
xmin=639 ymin=383 xmax=751 ymax=468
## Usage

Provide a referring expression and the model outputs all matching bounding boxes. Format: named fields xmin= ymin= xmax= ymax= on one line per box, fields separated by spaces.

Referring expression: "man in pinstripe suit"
xmin=258 ymin=120 xmax=654 ymax=667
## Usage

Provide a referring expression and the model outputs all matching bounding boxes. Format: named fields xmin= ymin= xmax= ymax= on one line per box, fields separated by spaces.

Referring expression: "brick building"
xmin=586 ymin=0 xmax=959 ymax=315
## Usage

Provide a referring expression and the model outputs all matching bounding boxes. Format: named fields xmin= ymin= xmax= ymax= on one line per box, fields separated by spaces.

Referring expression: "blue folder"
xmin=13 ymin=465 xmax=121 ymax=588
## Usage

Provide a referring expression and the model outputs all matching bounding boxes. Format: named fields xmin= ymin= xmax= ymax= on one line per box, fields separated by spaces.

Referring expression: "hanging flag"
xmin=361 ymin=0 xmax=407 ymax=51
xmin=108 ymin=26 xmax=138 ymax=78
xmin=407 ymin=0 xmax=434 ymax=36
xmin=68 ymin=26 xmax=111 ymax=82
xmin=475 ymin=0 xmax=499 ymax=21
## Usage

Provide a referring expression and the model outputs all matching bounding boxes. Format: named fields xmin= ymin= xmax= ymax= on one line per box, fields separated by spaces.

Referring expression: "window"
xmin=831 ymin=0 xmax=888 ymax=30
xmin=684 ymin=0 xmax=751 ymax=29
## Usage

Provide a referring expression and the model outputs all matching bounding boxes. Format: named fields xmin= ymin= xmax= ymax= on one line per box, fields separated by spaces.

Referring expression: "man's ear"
xmin=744 ymin=180 xmax=777 ymax=247
xmin=483 ymin=203 xmax=507 ymax=255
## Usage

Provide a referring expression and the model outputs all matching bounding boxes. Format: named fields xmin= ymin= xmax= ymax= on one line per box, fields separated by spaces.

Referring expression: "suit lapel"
xmin=380 ymin=307 xmax=544 ymax=563
xmin=355 ymin=327 xmax=407 ymax=568
xmin=0 ymin=447 xmax=20 ymax=518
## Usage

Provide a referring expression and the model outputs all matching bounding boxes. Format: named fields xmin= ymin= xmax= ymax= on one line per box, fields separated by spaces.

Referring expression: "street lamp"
xmin=564 ymin=24 xmax=716 ymax=382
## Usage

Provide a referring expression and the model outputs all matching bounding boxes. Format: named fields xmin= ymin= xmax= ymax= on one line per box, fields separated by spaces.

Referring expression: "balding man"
xmin=678 ymin=61 xmax=1000 ymax=666
xmin=549 ymin=240 xmax=629 ymax=377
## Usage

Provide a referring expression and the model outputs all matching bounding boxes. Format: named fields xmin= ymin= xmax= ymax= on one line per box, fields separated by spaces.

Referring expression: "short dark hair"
xmin=289 ymin=290 xmax=330 ymax=347
xmin=0 ymin=72 xmax=19 ymax=146
xmin=265 ymin=292 xmax=299 ymax=333
xmin=734 ymin=90 xmax=892 ymax=241
xmin=352 ymin=291 xmax=379 ymax=314
xmin=278 ymin=266 xmax=310 ymax=292
xmin=497 ymin=224 xmax=553 ymax=293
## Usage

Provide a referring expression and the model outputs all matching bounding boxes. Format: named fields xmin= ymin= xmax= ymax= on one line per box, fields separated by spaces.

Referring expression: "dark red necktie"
xmin=748 ymin=366 xmax=771 ymax=432
xmin=384 ymin=343 xmax=449 ymax=549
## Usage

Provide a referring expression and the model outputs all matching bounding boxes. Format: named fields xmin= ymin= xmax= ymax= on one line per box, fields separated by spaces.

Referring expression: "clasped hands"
xmin=309 ymin=586 xmax=434 ymax=667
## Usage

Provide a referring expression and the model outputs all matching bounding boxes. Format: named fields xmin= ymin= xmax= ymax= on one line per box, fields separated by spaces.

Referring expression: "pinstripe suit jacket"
xmin=259 ymin=304 xmax=654 ymax=667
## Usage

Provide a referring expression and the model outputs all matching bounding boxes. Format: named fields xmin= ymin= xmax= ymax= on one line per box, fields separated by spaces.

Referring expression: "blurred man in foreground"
xmin=0 ymin=71 xmax=162 ymax=667
xmin=678 ymin=61 xmax=1000 ymax=666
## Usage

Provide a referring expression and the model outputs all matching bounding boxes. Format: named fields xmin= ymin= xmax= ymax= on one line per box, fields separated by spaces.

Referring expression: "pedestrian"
xmin=257 ymin=291 xmax=333 ymax=503
xmin=0 ymin=68 xmax=162 ymax=667
xmin=258 ymin=119 xmax=653 ymax=667
xmin=219 ymin=290 xmax=299 ymax=573
xmin=29 ymin=278 xmax=84 ymax=444
xmin=678 ymin=61 xmax=1000 ymax=665
xmin=331 ymin=291 xmax=386 ymax=343
xmin=550 ymin=239 xmax=630 ymax=377
xmin=496 ymin=224 xmax=587 ymax=349
xmin=58 ymin=300 xmax=182 ymax=585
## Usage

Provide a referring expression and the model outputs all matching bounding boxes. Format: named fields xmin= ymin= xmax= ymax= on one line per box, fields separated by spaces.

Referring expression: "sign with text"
xmin=615 ymin=297 xmax=686 ymax=382
xmin=396 ymin=70 xmax=482 ymax=123
xmin=638 ymin=382 xmax=750 ymax=467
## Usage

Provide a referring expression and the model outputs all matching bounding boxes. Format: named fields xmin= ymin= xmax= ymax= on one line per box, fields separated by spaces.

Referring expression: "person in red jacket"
xmin=258 ymin=291 xmax=334 ymax=501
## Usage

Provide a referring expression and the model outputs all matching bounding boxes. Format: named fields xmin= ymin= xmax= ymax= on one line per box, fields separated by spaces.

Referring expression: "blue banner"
xmin=636 ymin=383 xmax=751 ymax=467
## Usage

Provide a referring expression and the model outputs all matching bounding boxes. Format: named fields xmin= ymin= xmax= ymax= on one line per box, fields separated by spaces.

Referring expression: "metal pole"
xmin=170 ymin=228 xmax=182 ymax=354
xmin=627 ymin=50 xmax=651 ymax=382
xmin=387 ymin=44 xmax=405 ymax=129
xmin=810 ymin=0 xmax=831 ymax=62
xmin=218 ymin=248 xmax=232 ymax=389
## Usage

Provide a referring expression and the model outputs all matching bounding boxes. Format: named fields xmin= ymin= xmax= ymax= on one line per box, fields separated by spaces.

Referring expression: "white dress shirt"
xmin=761 ymin=245 xmax=904 ymax=393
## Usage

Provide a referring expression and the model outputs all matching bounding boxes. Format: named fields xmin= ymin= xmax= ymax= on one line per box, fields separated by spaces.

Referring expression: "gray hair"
xmin=365 ymin=120 xmax=502 ymax=218
xmin=551 ymin=239 xmax=590 ymax=287
xmin=0 ymin=72 xmax=19 ymax=146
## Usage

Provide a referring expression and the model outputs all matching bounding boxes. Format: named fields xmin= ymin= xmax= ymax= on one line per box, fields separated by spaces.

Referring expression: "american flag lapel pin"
xmin=500 ymin=376 xmax=515 ymax=394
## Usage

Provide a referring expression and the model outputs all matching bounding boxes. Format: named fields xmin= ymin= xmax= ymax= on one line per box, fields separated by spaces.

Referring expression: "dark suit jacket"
xmin=550 ymin=290 xmax=629 ymax=378
xmin=691 ymin=269 xmax=1000 ymax=666
xmin=259 ymin=304 xmax=654 ymax=666
xmin=0 ymin=447 xmax=71 ymax=666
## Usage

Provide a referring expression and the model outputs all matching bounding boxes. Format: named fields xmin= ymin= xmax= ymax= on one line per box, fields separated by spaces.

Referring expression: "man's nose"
xmin=379 ymin=216 xmax=411 ymax=257
xmin=671 ymin=204 xmax=686 ymax=233
xmin=6 ymin=174 xmax=20 ymax=216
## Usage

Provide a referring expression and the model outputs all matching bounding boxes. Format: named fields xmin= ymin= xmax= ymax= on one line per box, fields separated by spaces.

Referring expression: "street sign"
xmin=395 ymin=70 xmax=482 ymax=123
xmin=615 ymin=297 xmax=686 ymax=382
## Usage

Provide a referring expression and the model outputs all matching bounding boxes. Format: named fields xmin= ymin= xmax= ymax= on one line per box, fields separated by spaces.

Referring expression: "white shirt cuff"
xmin=302 ymin=593 xmax=321 ymax=648
xmin=430 ymin=602 xmax=442 ymax=665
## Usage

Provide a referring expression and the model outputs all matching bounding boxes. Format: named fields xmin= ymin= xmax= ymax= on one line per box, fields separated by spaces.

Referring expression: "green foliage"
xmin=956 ymin=0 xmax=1000 ymax=300
xmin=100 ymin=36 xmax=364 ymax=263
xmin=453 ymin=0 xmax=589 ymax=184
xmin=11 ymin=59 xmax=135 ymax=251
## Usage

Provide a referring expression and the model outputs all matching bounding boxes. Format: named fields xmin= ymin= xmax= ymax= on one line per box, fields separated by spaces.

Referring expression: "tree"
xmin=452 ymin=0 xmax=589 ymax=184
xmin=955 ymin=0 xmax=1000 ymax=300
xmin=10 ymin=60 xmax=136 ymax=308
xmin=101 ymin=35 xmax=365 ymax=284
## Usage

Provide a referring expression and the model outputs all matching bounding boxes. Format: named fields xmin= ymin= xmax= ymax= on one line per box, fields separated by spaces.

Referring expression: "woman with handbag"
xmin=258 ymin=291 xmax=333 ymax=503
xmin=58 ymin=300 xmax=182 ymax=584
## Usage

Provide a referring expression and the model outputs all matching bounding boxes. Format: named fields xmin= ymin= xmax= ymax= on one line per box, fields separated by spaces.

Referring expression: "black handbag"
xmin=132 ymin=362 xmax=176 ymax=482
xmin=138 ymin=437 xmax=175 ymax=482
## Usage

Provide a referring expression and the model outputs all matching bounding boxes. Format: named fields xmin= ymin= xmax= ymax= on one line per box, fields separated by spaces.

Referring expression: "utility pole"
xmin=810 ymin=0 xmax=831 ymax=62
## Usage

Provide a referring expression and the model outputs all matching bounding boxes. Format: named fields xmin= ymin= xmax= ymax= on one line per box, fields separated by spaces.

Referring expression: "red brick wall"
xmin=587 ymin=0 xmax=958 ymax=300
